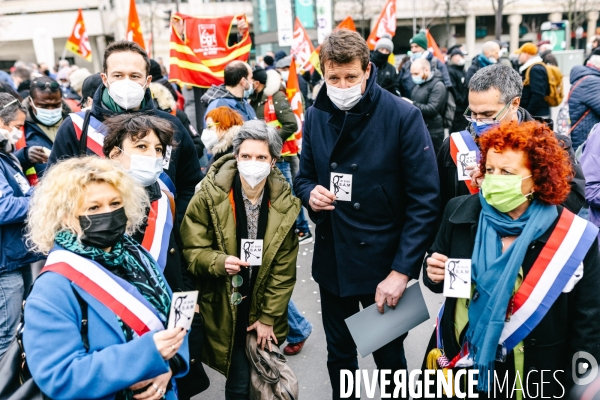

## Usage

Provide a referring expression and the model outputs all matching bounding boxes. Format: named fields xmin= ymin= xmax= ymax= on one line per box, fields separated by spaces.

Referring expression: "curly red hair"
xmin=478 ymin=121 xmax=572 ymax=205
xmin=206 ymin=106 xmax=244 ymax=131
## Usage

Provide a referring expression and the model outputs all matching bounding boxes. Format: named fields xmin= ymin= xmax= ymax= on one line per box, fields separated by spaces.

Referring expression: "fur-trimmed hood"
xmin=150 ymin=82 xmax=176 ymax=112
xmin=264 ymin=70 xmax=282 ymax=97
xmin=211 ymin=124 xmax=241 ymax=156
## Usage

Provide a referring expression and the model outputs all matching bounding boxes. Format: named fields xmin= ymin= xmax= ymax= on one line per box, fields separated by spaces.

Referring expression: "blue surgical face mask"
xmin=412 ymin=76 xmax=424 ymax=85
xmin=243 ymin=78 xmax=254 ymax=99
xmin=472 ymin=121 xmax=498 ymax=137
xmin=411 ymin=51 xmax=423 ymax=61
xmin=31 ymin=99 xmax=62 ymax=126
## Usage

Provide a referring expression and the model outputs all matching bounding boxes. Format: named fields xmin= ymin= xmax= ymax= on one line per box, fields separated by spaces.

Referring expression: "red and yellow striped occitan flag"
xmin=169 ymin=13 xmax=252 ymax=88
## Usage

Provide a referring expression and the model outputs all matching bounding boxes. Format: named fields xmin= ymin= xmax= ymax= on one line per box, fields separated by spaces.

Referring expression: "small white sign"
xmin=443 ymin=259 xmax=471 ymax=299
xmin=276 ymin=0 xmax=294 ymax=46
xmin=330 ymin=173 xmax=352 ymax=201
xmin=13 ymin=173 xmax=30 ymax=194
xmin=162 ymin=145 xmax=172 ymax=170
xmin=241 ymin=239 xmax=264 ymax=265
xmin=167 ymin=291 xmax=199 ymax=330
xmin=457 ymin=151 xmax=477 ymax=181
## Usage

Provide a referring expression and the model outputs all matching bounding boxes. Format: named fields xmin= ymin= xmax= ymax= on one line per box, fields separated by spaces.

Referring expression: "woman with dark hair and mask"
xmin=24 ymin=156 xmax=189 ymax=400
xmin=0 ymin=93 xmax=45 ymax=357
xmin=102 ymin=113 xmax=210 ymax=399
xmin=181 ymin=119 xmax=300 ymax=399
xmin=423 ymin=121 xmax=600 ymax=397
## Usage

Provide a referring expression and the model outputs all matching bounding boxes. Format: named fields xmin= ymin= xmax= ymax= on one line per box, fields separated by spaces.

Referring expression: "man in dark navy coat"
xmin=294 ymin=29 xmax=440 ymax=399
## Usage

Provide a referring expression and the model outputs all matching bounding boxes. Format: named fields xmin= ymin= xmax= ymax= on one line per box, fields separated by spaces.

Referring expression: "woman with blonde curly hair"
xmin=23 ymin=156 xmax=189 ymax=400
xmin=423 ymin=121 xmax=600 ymax=397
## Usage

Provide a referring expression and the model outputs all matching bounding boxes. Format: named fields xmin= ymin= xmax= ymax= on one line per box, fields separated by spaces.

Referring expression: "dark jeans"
xmin=225 ymin=338 xmax=251 ymax=400
xmin=276 ymin=158 xmax=309 ymax=233
xmin=320 ymin=285 xmax=409 ymax=400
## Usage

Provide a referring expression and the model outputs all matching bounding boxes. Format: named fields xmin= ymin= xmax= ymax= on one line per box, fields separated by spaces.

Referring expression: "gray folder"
xmin=344 ymin=283 xmax=430 ymax=357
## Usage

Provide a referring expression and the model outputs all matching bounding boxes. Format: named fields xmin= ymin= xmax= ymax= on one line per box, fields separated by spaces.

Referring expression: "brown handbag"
xmin=245 ymin=332 xmax=299 ymax=400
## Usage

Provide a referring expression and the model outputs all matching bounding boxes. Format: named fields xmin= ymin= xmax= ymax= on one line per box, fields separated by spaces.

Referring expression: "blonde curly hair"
xmin=26 ymin=157 xmax=150 ymax=254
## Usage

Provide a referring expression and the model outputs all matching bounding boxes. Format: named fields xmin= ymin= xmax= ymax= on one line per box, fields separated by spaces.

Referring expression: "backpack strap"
xmin=523 ymin=62 xmax=545 ymax=86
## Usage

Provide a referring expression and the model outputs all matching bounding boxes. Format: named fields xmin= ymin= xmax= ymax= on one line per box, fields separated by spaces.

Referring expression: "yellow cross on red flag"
xmin=291 ymin=18 xmax=315 ymax=73
xmin=127 ymin=0 xmax=146 ymax=50
xmin=65 ymin=9 xmax=92 ymax=62
xmin=286 ymin=57 xmax=304 ymax=138
xmin=366 ymin=0 xmax=397 ymax=50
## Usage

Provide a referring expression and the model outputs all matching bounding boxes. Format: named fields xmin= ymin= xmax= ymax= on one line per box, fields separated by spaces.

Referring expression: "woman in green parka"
xmin=181 ymin=119 xmax=301 ymax=400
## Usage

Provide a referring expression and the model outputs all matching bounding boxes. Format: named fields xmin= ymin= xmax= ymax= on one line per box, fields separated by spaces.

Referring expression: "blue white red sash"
xmin=142 ymin=192 xmax=173 ymax=271
xmin=70 ymin=111 xmax=176 ymax=196
xmin=435 ymin=209 xmax=598 ymax=368
xmin=42 ymin=249 xmax=165 ymax=336
xmin=449 ymin=130 xmax=480 ymax=195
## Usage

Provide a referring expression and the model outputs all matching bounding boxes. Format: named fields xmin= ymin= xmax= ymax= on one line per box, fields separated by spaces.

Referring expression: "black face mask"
xmin=371 ymin=51 xmax=390 ymax=66
xmin=78 ymin=207 xmax=128 ymax=249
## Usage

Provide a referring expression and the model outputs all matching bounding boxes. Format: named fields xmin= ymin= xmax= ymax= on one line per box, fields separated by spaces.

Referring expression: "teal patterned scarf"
xmin=55 ymin=231 xmax=171 ymax=399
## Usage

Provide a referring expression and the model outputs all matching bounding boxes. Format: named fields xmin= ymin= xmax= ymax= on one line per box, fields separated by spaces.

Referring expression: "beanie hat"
xmin=410 ymin=32 xmax=428 ymax=51
xmin=375 ymin=35 xmax=394 ymax=53
xmin=263 ymin=55 xmax=274 ymax=66
xmin=276 ymin=55 xmax=292 ymax=69
xmin=274 ymin=50 xmax=287 ymax=62
xmin=69 ymin=68 xmax=91 ymax=94
xmin=149 ymin=59 xmax=164 ymax=82
xmin=252 ymin=67 xmax=268 ymax=84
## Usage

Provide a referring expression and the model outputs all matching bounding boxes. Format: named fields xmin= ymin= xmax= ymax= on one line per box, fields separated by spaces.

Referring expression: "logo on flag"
xmin=169 ymin=14 xmax=252 ymax=88
xmin=291 ymin=18 xmax=315 ymax=72
xmin=65 ymin=9 xmax=92 ymax=62
xmin=367 ymin=0 xmax=397 ymax=50
xmin=127 ymin=0 xmax=146 ymax=50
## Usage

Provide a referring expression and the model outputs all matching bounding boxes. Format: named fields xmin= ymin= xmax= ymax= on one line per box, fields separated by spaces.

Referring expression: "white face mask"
xmin=488 ymin=56 xmax=498 ymax=64
xmin=0 ymin=126 xmax=21 ymax=145
xmin=201 ymin=128 xmax=219 ymax=150
xmin=118 ymin=147 xmax=164 ymax=186
xmin=280 ymin=71 xmax=290 ymax=82
xmin=326 ymin=74 xmax=366 ymax=111
xmin=237 ymin=160 xmax=272 ymax=189
xmin=456 ymin=58 xmax=466 ymax=66
xmin=107 ymin=78 xmax=147 ymax=110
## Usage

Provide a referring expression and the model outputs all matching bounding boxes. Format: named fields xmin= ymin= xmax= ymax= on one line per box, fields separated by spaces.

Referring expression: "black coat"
xmin=521 ymin=63 xmax=551 ymax=117
xmin=436 ymin=108 xmax=586 ymax=215
xmin=48 ymin=85 xmax=202 ymax=226
xmin=294 ymin=63 xmax=441 ymax=297
xmin=465 ymin=55 xmax=483 ymax=87
xmin=371 ymin=53 xmax=399 ymax=96
xmin=411 ymin=71 xmax=447 ymax=135
xmin=422 ymin=194 xmax=600 ymax=397
xmin=447 ymin=63 xmax=469 ymax=133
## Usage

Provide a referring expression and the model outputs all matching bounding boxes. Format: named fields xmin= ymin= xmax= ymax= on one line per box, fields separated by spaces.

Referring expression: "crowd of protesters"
xmin=1 ymin=23 xmax=600 ymax=400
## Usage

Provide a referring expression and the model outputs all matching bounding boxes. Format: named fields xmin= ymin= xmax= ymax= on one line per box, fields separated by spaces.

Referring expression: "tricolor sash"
xmin=142 ymin=192 xmax=173 ymax=271
xmin=70 ymin=111 xmax=177 ymax=196
xmin=449 ymin=130 xmax=480 ymax=195
xmin=434 ymin=209 xmax=598 ymax=368
xmin=42 ymin=249 xmax=165 ymax=337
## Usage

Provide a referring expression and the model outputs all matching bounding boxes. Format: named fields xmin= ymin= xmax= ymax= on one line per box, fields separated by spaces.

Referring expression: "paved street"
xmin=194 ymin=222 xmax=444 ymax=400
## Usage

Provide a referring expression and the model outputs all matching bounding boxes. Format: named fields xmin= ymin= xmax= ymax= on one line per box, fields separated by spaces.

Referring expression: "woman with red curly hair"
xmin=422 ymin=121 xmax=600 ymax=398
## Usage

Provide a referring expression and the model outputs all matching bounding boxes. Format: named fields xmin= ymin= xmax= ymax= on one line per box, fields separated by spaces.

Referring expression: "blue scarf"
xmin=467 ymin=193 xmax=557 ymax=391
xmin=477 ymin=54 xmax=494 ymax=67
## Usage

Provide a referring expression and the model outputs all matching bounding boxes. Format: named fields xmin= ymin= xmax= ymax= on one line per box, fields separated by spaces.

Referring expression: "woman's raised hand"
xmin=426 ymin=252 xmax=448 ymax=283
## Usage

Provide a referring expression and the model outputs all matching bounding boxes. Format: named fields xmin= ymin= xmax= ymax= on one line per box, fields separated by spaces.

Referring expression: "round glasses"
xmin=231 ymin=275 xmax=246 ymax=306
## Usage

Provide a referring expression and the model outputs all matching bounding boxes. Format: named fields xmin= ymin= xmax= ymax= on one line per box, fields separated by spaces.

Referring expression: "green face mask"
xmin=481 ymin=174 xmax=533 ymax=213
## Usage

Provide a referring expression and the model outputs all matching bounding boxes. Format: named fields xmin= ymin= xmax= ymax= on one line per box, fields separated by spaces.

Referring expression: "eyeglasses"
xmin=207 ymin=122 xmax=219 ymax=129
xmin=230 ymin=275 xmax=246 ymax=306
xmin=32 ymin=80 xmax=60 ymax=91
xmin=463 ymin=100 xmax=513 ymax=124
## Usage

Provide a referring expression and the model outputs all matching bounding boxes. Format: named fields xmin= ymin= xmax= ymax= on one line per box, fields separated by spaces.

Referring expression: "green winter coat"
xmin=181 ymin=154 xmax=301 ymax=377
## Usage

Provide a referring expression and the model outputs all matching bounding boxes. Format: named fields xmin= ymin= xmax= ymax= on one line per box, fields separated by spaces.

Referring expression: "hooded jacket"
xmin=568 ymin=65 xmax=600 ymax=150
xmin=201 ymin=85 xmax=256 ymax=126
xmin=208 ymin=125 xmax=241 ymax=166
xmin=14 ymin=97 xmax=71 ymax=177
xmin=249 ymin=70 xmax=298 ymax=144
xmin=181 ymin=154 xmax=300 ymax=376
xmin=411 ymin=70 xmax=447 ymax=134
xmin=48 ymin=85 xmax=202 ymax=225
xmin=399 ymin=52 xmax=452 ymax=98
xmin=520 ymin=56 xmax=551 ymax=118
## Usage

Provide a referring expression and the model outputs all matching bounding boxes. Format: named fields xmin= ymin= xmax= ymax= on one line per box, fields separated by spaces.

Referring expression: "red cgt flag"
xmin=366 ymin=0 xmax=397 ymax=50
xmin=127 ymin=0 xmax=146 ymax=50
xmin=291 ymin=18 xmax=315 ymax=73
xmin=286 ymin=57 xmax=304 ymax=138
xmin=169 ymin=13 xmax=252 ymax=88
xmin=65 ymin=9 xmax=92 ymax=62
